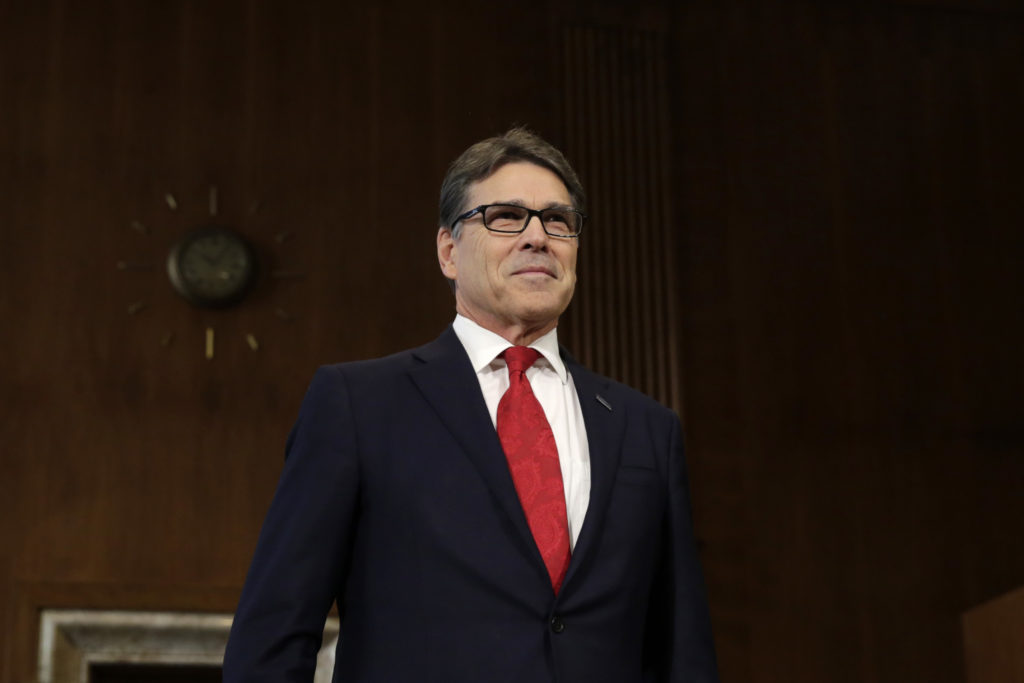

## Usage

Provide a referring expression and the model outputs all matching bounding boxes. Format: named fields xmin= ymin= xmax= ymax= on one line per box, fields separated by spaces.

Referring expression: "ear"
xmin=437 ymin=226 xmax=458 ymax=280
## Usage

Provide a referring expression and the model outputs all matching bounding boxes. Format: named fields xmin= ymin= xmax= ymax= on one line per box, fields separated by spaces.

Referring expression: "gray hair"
xmin=439 ymin=127 xmax=586 ymax=238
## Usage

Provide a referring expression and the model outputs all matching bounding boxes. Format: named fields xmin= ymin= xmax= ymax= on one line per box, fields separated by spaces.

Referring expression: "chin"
xmin=512 ymin=299 xmax=570 ymax=326
xmin=503 ymin=284 xmax=573 ymax=320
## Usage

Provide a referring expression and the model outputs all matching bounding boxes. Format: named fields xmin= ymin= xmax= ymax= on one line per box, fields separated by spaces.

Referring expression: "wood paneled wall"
xmin=0 ymin=1 xmax=559 ymax=679
xmin=561 ymin=24 xmax=682 ymax=410
xmin=1 ymin=1 xmax=1022 ymax=682
xmin=672 ymin=2 xmax=1024 ymax=681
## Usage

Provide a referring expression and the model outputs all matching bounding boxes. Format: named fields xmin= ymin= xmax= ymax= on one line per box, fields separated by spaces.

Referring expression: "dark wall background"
xmin=1 ymin=1 xmax=1021 ymax=682
xmin=672 ymin=3 xmax=1024 ymax=680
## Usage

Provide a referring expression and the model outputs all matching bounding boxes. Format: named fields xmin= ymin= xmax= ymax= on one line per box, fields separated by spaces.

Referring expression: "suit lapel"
xmin=407 ymin=328 xmax=542 ymax=568
xmin=561 ymin=357 xmax=628 ymax=592
xmin=408 ymin=329 xmax=630 ymax=595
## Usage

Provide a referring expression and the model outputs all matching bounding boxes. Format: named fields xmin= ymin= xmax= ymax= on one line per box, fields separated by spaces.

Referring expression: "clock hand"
xmin=202 ymin=247 xmax=229 ymax=265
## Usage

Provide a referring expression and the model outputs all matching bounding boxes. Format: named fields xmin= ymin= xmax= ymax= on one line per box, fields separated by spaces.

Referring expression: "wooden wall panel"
xmin=0 ymin=0 xmax=558 ymax=678
xmin=561 ymin=23 xmax=682 ymax=411
xmin=963 ymin=587 xmax=1024 ymax=683
xmin=3 ymin=1 xmax=1023 ymax=682
xmin=671 ymin=2 xmax=1024 ymax=682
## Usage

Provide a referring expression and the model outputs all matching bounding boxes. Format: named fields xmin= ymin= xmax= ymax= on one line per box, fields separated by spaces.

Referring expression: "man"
xmin=224 ymin=128 xmax=719 ymax=682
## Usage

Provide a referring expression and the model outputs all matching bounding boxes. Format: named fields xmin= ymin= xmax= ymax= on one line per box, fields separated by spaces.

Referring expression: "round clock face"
xmin=166 ymin=227 xmax=257 ymax=308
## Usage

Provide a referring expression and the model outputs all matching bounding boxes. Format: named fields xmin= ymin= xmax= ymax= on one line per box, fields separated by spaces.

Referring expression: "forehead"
xmin=466 ymin=161 xmax=571 ymax=206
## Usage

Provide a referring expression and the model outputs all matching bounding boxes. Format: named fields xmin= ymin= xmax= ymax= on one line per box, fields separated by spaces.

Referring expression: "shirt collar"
xmin=452 ymin=314 xmax=568 ymax=384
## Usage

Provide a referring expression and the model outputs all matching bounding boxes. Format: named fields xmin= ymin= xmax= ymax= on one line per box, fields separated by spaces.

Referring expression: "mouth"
xmin=512 ymin=266 xmax=556 ymax=278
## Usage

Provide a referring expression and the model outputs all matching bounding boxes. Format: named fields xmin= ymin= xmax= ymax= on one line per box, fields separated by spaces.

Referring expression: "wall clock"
xmin=119 ymin=186 xmax=306 ymax=359
xmin=166 ymin=226 xmax=257 ymax=309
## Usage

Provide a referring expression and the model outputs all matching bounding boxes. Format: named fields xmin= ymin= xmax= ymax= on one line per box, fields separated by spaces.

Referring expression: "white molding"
xmin=37 ymin=609 xmax=339 ymax=683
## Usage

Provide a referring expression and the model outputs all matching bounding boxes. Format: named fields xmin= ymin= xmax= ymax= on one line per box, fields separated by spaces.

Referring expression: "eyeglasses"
xmin=452 ymin=204 xmax=585 ymax=238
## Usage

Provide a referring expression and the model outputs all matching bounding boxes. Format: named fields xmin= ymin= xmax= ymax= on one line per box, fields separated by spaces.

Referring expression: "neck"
xmin=456 ymin=307 xmax=558 ymax=346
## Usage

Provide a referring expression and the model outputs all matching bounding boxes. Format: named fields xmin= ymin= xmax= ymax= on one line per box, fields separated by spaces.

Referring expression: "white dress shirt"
xmin=452 ymin=315 xmax=591 ymax=550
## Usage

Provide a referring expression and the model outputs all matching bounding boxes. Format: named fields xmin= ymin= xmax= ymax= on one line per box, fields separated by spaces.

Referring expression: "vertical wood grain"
xmin=2 ymin=1 xmax=1023 ymax=682
xmin=561 ymin=24 xmax=683 ymax=412
xmin=0 ymin=0 xmax=557 ymax=678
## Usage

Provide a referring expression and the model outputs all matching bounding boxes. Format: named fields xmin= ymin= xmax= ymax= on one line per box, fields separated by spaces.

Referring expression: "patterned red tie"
xmin=497 ymin=346 xmax=571 ymax=593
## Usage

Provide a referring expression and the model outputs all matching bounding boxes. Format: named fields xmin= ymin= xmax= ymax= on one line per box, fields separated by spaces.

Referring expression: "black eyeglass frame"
xmin=452 ymin=204 xmax=586 ymax=238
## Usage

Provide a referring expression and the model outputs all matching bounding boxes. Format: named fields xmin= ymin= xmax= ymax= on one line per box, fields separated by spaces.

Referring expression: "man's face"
xmin=437 ymin=161 xmax=579 ymax=338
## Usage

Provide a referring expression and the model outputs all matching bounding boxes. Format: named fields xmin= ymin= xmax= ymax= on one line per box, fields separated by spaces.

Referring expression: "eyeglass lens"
xmin=483 ymin=205 xmax=580 ymax=236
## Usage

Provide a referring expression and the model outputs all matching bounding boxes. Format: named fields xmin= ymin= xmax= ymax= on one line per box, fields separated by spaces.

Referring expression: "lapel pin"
xmin=595 ymin=395 xmax=612 ymax=411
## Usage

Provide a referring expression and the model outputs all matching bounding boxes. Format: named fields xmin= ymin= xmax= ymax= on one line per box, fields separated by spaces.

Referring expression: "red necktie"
xmin=497 ymin=346 xmax=571 ymax=593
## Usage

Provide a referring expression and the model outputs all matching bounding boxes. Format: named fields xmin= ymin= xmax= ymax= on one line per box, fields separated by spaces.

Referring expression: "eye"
xmin=541 ymin=209 xmax=576 ymax=234
xmin=484 ymin=205 xmax=528 ymax=230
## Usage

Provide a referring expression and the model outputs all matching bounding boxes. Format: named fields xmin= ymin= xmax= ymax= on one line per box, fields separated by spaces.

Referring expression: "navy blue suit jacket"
xmin=224 ymin=327 xmax=718 ymax=682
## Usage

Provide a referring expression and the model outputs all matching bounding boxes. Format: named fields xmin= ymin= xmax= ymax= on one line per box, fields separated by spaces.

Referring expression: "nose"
xmin=519 ymin=213 xmax=550 ymax=249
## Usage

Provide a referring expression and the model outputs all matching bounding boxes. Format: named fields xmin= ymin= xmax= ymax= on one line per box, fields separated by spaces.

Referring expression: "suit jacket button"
xmin=550 ymin=616 xmax=565 ymax=634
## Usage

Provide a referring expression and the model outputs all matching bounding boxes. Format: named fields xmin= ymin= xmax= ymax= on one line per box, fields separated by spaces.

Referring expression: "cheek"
xmin=484 ymin=247 xmax=512 ymax=279
xmin=560 ymin=249 xmax=579 ymax=279
xmin=457 ymin=242 xmax=487 ymax=279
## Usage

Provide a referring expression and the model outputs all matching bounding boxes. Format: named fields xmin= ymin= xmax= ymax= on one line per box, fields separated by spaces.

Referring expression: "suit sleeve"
xmin=223 ymin=365 xmax=360 ymax=682
xmin=645 ymin=414 xmax=720 ymax=682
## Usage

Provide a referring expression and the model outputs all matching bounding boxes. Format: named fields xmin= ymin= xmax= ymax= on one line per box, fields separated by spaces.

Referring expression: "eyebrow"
xmin=492 ymin=199 xmax=574 ymax=210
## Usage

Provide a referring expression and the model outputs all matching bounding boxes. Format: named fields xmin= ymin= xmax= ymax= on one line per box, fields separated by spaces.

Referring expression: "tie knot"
xmin=503 ymin=346 xmax=541 ymax=374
